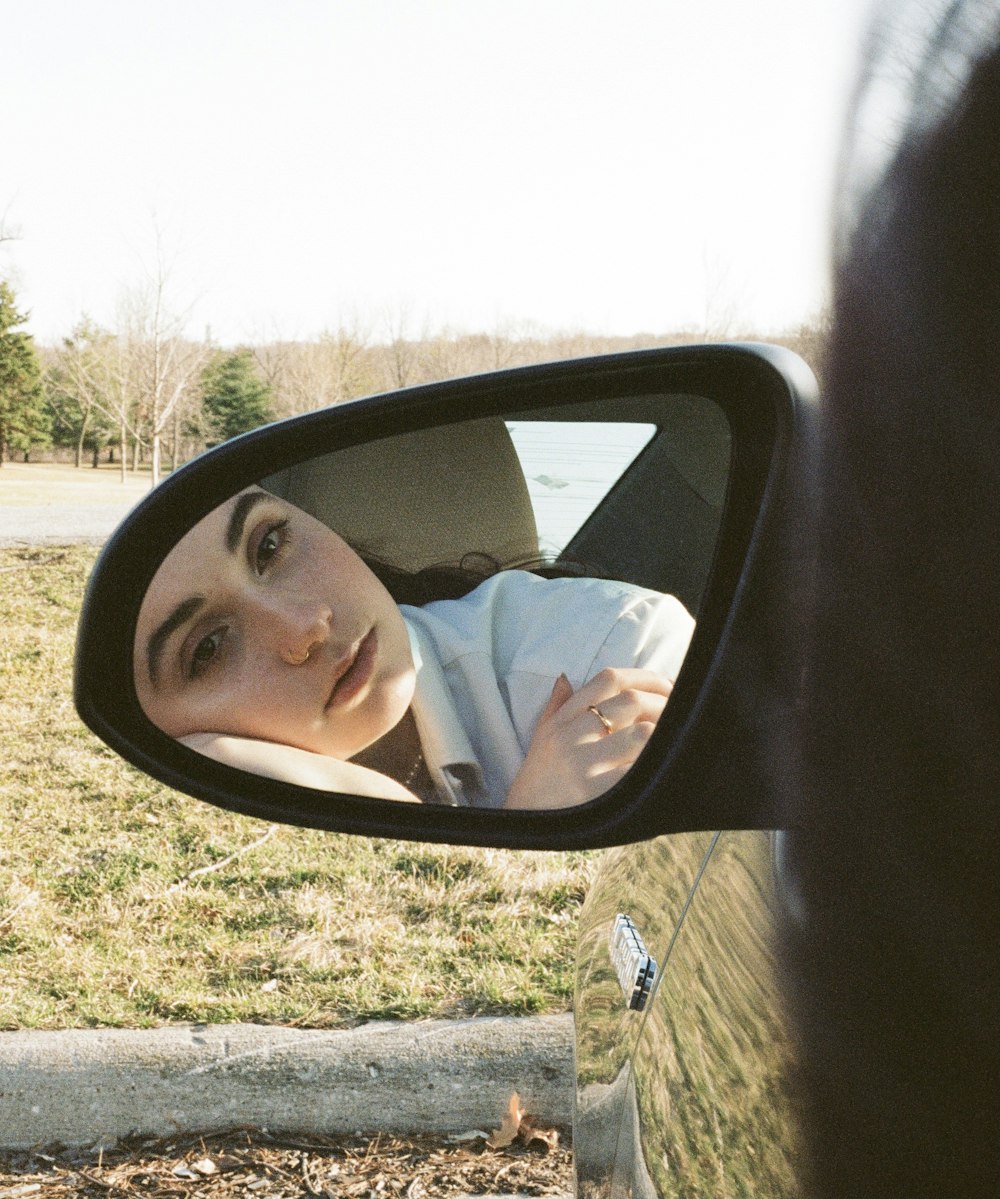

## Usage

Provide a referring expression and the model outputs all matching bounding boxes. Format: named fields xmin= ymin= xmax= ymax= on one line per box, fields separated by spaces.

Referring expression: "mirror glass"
xmin=131 ymin=392 xmax=730 ymax=810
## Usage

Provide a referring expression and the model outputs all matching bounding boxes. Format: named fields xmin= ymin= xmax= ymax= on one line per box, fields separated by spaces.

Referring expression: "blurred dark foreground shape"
xmin=783 ymin=7 xmax=1000 ymax=1198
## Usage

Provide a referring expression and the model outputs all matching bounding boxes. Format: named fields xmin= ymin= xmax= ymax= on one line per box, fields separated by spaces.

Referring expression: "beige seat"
xmin=263 ymin=417 xmax=539 ymax=573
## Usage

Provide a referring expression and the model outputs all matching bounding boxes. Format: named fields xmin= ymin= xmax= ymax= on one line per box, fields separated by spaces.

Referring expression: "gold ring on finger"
xmin=588 ymin=704 xmax=613 ymax=735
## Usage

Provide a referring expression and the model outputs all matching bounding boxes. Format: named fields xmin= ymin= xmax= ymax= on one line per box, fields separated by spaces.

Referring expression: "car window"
xmin=505 ymin=421 xmax=656 ymax=556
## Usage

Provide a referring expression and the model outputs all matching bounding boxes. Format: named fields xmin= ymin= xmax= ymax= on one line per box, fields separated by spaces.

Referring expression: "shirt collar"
xmin=404 ymin=617 xmax=485 ymax=806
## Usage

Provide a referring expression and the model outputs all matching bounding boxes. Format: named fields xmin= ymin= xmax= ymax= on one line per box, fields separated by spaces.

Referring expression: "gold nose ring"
xmin=288 ymin=648 xmax=311 ymax=665
xmin=588 ymin=704 xmax=613 ymax=734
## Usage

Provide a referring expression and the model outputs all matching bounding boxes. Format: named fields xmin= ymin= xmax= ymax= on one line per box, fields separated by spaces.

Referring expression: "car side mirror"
xmin=74 ymin=343 xmax=818 ymax=849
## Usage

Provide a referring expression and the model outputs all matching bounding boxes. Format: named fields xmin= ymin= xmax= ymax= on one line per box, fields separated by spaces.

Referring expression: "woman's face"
xmin=133 ymin=489 xmax=416 ymax=759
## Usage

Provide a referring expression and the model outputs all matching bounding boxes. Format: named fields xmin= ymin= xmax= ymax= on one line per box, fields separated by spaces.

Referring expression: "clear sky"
xmin=3 ymin=0 xmax=872 ymax=347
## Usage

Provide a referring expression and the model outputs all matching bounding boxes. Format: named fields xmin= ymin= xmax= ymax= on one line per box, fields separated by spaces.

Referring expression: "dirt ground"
xmin=0 ymin=1128 xmax=572 ymax=1198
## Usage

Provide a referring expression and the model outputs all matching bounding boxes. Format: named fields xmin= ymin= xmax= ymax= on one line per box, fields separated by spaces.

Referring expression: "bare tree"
xmin=413 ymin=325 xmax=481 ymax=384
xmin=253 ymin=316 xmax=374 ymax=417
xmin=380 ymin=302 xmax=419 ymax=389
xmin=319 ymin=316 xmax=374 ymax=403
xmin=778 ymin=308 xmax=832 ymax=382
xmin=248 ymin=337 xmax=296 ymax=418
xmin=481 ymin=318 xmax=545 ymax=370
xmin=53 ymin=317 xmax=145 ymax=482
xmin=49 ymin=320 xmax=121 ymax=468
xmin=700 ymin=249 xmax=748 ymax=340
xmin=118 ymin=232 xmax=207 ymax=486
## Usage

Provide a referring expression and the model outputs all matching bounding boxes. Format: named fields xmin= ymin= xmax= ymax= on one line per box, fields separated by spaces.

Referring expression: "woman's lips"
xmin=325 ymin=629 xmax=377 ymax=710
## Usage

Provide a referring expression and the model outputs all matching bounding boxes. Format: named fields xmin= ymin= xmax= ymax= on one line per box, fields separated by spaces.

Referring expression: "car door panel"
xmin=577 ymin=830 xmax=800 ymax=1198
xmin=574 ymin=831 xmax=718 ymax=1197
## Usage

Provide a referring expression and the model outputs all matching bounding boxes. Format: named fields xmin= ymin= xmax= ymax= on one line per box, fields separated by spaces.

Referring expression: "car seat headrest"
xmin=263 ymin=417 xmax=539 ymax=573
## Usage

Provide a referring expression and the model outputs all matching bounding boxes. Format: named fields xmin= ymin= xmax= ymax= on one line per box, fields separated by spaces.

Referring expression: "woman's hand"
xmin=179 ymin=733 xmax=421 ymax=802
xmin=505 ymin=667 xmax=673 ymax=810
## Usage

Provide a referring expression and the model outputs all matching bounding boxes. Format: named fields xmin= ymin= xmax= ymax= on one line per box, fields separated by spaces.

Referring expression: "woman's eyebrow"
xmin=146 ymin=595 xmax=205 ymax=685
xmin=145 ymin=491 xmax=273 ymax=686
xmin=226 ymin=490 xmax=271 ymax=553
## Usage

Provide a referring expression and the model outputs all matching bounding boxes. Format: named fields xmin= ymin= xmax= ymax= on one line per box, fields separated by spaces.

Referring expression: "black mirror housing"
xmin=74 ymin=343 xmax=818 ymax=849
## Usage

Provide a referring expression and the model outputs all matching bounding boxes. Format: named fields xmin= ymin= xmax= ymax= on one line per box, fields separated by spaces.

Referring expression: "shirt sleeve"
xmin=492 ymin=572 xmax=696 ymax=757
xmin=585 ymin=589 xmax=695 ymax=684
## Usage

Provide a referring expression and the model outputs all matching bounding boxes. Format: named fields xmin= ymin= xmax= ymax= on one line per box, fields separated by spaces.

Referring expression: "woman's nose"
xmin=282 ymin=607 xmax=333 ymax=665
xmin=254 ymin=596 xmax=333 ymax=665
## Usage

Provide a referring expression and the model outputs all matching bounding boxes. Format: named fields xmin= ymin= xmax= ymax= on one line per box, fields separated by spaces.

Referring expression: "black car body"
xmin=575 ymin=831 xmax=799 ymax=1197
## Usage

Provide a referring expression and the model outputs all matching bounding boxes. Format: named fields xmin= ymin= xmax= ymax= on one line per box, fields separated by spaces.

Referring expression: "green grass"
xmin=0 ymin=540 xmax=593 ymax=1030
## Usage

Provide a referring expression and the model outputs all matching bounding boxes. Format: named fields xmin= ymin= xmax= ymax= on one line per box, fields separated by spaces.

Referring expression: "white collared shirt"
xmin=402 ymin=571 xmax=695 ymax=808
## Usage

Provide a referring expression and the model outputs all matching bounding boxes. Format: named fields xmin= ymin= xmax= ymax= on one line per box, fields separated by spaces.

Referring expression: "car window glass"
xmin=506 ymin=421 xmax=656 ymax=555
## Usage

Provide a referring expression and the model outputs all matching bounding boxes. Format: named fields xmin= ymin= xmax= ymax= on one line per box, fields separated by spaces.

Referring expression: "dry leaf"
xmin=486 ymin=1091 xmax=524 ymax=1149
xmin=191 ymin=1157 xmax=218 ymax=1175
xmin=519 ymin=1115 xmax=560 ymax=1152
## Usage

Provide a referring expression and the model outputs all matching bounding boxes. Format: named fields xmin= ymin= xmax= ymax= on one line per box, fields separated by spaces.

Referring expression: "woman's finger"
xmin=538 ymin=673 xmax=574 ymax=724
xmin=581 ymin=688 xmax=667 ymax=736
xmin=573 ymin=667 xmax=674 ymax=708
xmin=577 ymin=720 xmax=658 ymax=775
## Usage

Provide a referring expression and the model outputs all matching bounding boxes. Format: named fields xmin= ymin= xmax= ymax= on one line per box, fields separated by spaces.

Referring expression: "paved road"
xmin=0 ymin=501 xmax=139 ymax=546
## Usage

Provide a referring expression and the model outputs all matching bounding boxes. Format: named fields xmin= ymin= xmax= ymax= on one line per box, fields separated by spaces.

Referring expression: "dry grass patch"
xmin=0 ymin=460 xmax=155 ymax=506
xmin=0 ymin=544 xmax=593 ymax=1029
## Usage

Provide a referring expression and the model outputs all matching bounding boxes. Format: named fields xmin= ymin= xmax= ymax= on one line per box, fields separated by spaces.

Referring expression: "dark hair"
xmin=360 ymin=551 xmax=602 ymax=608
xmin=783 ymin=12 xmax=1000 ymax=1198
xmin=361 ymin=553 xmax=501 ymax=607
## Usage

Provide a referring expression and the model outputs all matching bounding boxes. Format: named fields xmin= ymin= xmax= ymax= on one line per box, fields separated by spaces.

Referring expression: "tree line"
xmin=0 ymin=275 xmax=828 ymax=480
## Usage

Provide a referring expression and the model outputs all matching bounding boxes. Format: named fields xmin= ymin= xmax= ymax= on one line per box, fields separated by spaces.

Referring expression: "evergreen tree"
xmin=0 ymin=282 xmax=48 ymax=464
xmin=200 ymin=349 xmax=274 ymax=445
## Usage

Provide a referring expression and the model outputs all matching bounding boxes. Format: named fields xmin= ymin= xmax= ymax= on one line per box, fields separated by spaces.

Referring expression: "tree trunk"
xmin=151 ymin=432 xmax=161 ymax=488
xmin=170 ymin=405 xmax=180 ymax=473
xmin=75 ymin=411 xmax=90 ymax=469
xmin=119 ymin=424 xmax=127 ymax=484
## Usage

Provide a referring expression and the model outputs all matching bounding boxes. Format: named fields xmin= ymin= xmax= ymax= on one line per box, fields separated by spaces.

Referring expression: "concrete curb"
xmin=0 ymin=1016 xmax=574 ymax=1150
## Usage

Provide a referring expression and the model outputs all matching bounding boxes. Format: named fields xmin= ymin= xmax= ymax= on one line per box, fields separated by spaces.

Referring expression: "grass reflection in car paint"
xmin=575 ymin=832 xmax=800 ymax=1198
xmin=574 ymin=831 xmax=716 ymax=1196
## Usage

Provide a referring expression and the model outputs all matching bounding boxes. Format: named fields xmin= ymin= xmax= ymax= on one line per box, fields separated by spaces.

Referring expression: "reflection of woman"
xmin=133 ymin=488 xmax=694 ymax=809
xmin=403 ymin=566 xmax=693 ymax=807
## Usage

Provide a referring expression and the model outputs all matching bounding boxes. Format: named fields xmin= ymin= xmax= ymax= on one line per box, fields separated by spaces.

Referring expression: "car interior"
xmin=261 ymin=391 xmax=731 ymax=618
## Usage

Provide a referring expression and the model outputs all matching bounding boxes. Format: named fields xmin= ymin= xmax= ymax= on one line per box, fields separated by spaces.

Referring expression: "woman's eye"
xmin=189 ymin=629 xmax=225 ymax=677
xmin=254 ymin=520 xmax=288 ymax=574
